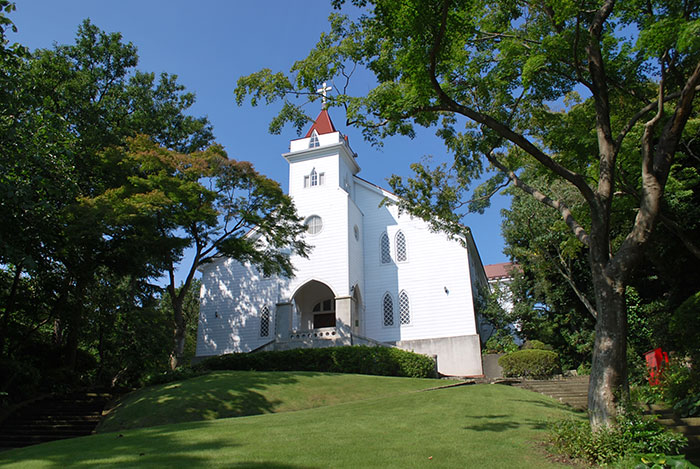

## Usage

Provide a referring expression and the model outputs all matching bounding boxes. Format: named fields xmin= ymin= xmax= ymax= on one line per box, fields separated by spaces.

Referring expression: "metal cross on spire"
xmin=317 ymin=81 xmax=333 ymax=107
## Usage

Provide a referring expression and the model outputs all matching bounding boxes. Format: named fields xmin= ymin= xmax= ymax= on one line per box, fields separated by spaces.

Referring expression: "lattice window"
xmin=310 ymin=168 xmax=318 ymax=186
xmin=309 ymin=131 xmax=320 ymax=148
xmin=380 ymin=233 xmax=391 ymax=264
xmin=399 ymin=291 xmax=411 ymax=325
xmin=383 ymin=293 xmax=394 ymax=326
xmin=395 ymin=231 xmax=407 ymax=262
xmin=305 ymin=215 xmax=323 ymax=235
xmin=260 ymin=305 xmax=270 ymax=337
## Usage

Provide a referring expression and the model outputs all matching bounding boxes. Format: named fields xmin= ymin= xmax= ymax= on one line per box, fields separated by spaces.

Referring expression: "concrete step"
xmin=657 ymin=417 xmax=700 ymax=429
xmin=519 ymin=388 xmax=589 ymax=395
xmin=0 ymin=392 xmax=111 ymax=449
xmin=506 ymin=376 xmax=591 ymax=410
xmin=517 ymin=384 xmax=589 ymax=391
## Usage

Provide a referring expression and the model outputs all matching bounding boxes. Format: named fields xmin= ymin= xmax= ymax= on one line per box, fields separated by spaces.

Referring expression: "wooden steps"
xmin=0 ymin=392 xmax=111 ymax=450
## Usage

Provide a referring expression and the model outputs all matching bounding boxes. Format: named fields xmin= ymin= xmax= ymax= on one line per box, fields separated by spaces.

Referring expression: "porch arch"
xmin=291 ymin=279 xmax=337 ymax=330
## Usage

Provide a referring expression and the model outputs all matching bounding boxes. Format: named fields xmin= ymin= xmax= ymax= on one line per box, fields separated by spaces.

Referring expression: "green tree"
xmin=235 ymin=0 xmax=700 ymax=428
xmin=89 ymin=136 xmax=310 ymax=369
xmin=156 ymin=279 xmax=201 ymax=365
xmin=0 ymin=16 xmax=215 ymax=383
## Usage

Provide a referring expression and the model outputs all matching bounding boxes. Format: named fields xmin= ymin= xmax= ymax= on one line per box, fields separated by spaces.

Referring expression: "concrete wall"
xmin=395 ymin=335 xmax=484 ymax=377
xmin=482 ymin=353 xmax=505 ymax=379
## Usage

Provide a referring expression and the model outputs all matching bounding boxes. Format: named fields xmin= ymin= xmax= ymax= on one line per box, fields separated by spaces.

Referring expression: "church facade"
xmin=195 ymin=110 xmax=489 ymax=376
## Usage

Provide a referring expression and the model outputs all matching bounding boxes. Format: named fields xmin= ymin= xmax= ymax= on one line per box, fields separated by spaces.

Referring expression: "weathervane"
xmin=317 ymin=81 xmax=333 ymax=108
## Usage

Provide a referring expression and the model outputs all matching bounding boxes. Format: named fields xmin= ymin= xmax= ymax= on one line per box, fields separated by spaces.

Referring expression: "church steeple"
xmin=304 ymin=109 xmax=337 ymax=138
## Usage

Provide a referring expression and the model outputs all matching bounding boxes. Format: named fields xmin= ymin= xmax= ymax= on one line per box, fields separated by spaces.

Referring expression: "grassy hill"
xmin=0 ymin=372 xmax=583 ymax=468
xmin=98 ymin=371 xmax=443 ymax=432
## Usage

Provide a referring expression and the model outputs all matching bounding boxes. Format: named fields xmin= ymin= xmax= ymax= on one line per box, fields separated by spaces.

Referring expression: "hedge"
xmin=498 ymin=349 xmax=561 ymax=379
xmin=195 ymin=346 xmax=437 ymax=378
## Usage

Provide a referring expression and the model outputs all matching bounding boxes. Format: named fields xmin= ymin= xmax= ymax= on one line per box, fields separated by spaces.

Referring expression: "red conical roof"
xmin=304 ymin=109 xmax=337 ymax=137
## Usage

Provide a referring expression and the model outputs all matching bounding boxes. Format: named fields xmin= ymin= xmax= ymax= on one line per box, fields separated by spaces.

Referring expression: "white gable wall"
xmin=196 ymin=258 xmax=284 ymax=356
xmin=354 ymin=180 xmax=478 ymax=344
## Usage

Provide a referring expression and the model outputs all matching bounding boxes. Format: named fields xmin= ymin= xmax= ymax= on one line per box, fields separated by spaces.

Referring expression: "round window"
xmin=353 ymin=225 xmax=360 ymax=241
xmin=305 ymin=215 xmax=323 ymax=235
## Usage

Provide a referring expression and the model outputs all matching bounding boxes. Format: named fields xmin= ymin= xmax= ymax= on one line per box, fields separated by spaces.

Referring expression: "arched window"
xmin=380 ymin=233 xmax=391 ymax=264
xmin=260 ymin=306 xmax=271 ymax=337
xmin=310 ymin=168 xmax=318 ymax=186
xmin=382 ymin=293 xmax=394 ymax=326
xmin=395 ymin=231 xmax=407 ymax=262
xmin=399 ymin=291 xmax=411 ymax=325
xmin=309 ymin=131 xmax=320 ymax=148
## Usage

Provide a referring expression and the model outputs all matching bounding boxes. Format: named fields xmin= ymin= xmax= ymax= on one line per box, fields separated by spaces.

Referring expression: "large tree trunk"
xmin=169 ymin=295 xmax=186 ymax=370
xmin=587 ymin=268 xmax=628 ymax=429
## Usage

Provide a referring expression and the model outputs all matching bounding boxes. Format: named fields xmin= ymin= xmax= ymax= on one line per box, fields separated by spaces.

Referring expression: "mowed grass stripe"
xmin=0 ymin=379 xmax=582 ymax=468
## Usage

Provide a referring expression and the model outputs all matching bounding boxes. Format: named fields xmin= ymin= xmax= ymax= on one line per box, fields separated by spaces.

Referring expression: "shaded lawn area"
xmin=98 ymin=371 xmax=445 ymax=433
xmin=0 ymin=383 xmax=583 ymax=468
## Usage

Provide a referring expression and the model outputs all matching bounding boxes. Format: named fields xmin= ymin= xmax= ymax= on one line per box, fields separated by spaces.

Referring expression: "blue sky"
xmin=10 ymin=1 xmax=511 ymax=283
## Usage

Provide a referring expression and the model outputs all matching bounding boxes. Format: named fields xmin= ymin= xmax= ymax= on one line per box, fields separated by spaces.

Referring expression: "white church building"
xmin=195 ymin=109 xmax=490 ymax=376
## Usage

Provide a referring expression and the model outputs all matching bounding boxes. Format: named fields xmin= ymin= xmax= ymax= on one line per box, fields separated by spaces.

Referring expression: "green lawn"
xmin=98 ymin=371 xmax=444 ymax=432
xmin=0 ymin=374 xmax=583 ymax=468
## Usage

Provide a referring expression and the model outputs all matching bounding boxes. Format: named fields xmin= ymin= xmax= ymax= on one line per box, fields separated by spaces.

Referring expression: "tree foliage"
xmin=0 ymin=10 xmax=307 ymax=399
xmin=235 ymin=0 xmax=700 ymax=428
xmin=91 ymin=136 xmax=309 ymax=368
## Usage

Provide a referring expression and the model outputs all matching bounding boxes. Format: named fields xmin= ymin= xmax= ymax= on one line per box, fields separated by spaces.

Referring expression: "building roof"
xmin=484 ymin=262 xmax=518 ymax=281
xmin=304 ymin=109 xmax=337 ymax=137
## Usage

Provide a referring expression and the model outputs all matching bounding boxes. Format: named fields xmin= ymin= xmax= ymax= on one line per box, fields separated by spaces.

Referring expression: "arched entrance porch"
xmin=292 ymin=280 xmax=336 ymax=330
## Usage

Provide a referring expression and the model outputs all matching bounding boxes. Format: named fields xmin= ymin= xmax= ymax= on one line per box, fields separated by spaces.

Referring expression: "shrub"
xmin=195 ymin=346 xmax=437 ymax=378
xmin=0 ymin=359 xmax=41 ymax=407
xmin=498 ymin=349 xmax=561 ymax=378
xmin=522 ymin=340 xmax=553 ymax=351
xmin=482 ymin=333 xmax=518 ymax=355
xmin=548 ymin=411 xmax=688 ymax=465
xmin=631 ymin=383 xmax=665 ymax=405
xmin=576 ymin=361 xmax=591 ymax=376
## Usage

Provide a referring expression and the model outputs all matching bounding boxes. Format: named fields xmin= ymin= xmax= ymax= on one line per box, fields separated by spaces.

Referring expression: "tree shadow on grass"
xmin=462 ymin=413 xmax=549 ymax=432
xmin=0 ymin=424 xmax=320 ymax=468
xmin=100 ymin=371 xmax=326 ymax=432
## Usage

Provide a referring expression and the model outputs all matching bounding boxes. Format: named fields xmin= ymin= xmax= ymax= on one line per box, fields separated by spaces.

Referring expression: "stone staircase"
xmin=0 ymin=392 xmax=111 ymax=450
xmin=642 ymin=404 xmax=700 ymax=466
xmin=508 ymin=377 xmax=699 ymax=465
xmin=512 ymin=375 xmax=590 ymax=410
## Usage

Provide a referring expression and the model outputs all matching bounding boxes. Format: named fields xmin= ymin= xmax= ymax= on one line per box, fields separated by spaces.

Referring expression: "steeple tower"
xmin=284 ymin=109 xmax=360 ymax=198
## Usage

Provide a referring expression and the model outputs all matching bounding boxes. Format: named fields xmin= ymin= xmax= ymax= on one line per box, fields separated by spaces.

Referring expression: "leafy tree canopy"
xmin=235 ymin=0 xmax=700 ymax=428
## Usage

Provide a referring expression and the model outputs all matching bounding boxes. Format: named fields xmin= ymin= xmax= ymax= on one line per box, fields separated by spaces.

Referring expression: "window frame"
xmin=305 ymin=215 xmax=323 ymax=235
xmin=382 ymin=293 xmax=395 ymax=327
xmin=380 ymin=232 xmax=391 ymax=264
xmin=309 ymin=130 xmax=320 ymax=148
xmin=260 ymin=305 xmax=271 ymax=337
xmin=399 ymin=290 xmax=411 ymax=325
xmin=395 ymin=230 xmax=407 ymax=263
